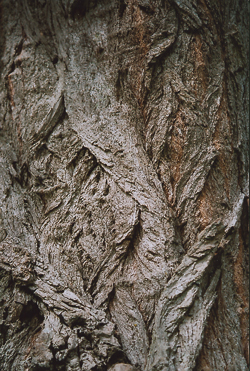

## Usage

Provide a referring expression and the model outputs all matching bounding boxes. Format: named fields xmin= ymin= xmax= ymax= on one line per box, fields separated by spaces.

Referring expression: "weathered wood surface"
xmin=0 ymin=0 xmax=248 ymax=370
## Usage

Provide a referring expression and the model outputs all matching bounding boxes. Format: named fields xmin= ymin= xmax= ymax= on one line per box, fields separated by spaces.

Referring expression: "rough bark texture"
xmin=0 ymin=0 xmax=248 ymax=370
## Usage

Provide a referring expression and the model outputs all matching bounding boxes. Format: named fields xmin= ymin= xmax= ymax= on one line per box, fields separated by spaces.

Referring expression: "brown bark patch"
xmin=198 ymin=0 xmax=215 ymax=28
xmin=126 ymin=1 xmax=150 ymax=122
xmin=197 ymin=184 xmax=213 ymax=230
xmin=169 ymin=110 xmax=186 ymax=187
xmin=192 ymin=34 xmax=209 ymax=100
xmin=194 ymin=281 xmax=229 ymax=370
xmin=159 ymin=109 xmax=187 ymax=206
xmin=8 ymin=74 xmax=15 ymax=108
xmin=213 ymin=86 xmax=232 ymax=200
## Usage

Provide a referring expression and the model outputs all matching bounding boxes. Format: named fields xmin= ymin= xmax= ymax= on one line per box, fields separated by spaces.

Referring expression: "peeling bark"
xmin=0 ymin=0 xmax=248 ymax=370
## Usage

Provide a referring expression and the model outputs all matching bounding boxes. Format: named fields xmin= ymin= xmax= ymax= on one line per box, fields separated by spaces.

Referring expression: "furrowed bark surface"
xmin=0 ymin=1 xmax=248 ymax=370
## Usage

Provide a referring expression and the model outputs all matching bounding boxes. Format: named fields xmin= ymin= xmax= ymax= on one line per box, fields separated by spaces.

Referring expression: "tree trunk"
xmin=0 ymin=0 xmax=248 ymax=370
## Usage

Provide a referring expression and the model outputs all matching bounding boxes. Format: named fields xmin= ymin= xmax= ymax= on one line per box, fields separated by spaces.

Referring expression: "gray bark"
xmin=0 ymin=0 xmax=248 ymax=370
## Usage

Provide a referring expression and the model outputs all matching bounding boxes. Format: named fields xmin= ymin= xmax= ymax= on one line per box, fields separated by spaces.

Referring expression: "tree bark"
xmin=0 ymin=0 xmax=248 ymax=370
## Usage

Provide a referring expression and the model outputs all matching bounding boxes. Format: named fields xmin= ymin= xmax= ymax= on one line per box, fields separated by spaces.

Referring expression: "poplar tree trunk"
xmin=0 ymin=1 xmax=248 ymax=370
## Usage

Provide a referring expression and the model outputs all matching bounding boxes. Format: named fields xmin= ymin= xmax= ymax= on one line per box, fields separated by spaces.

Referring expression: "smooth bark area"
xmin=0 ymin=1 xmax=248 ymax=370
